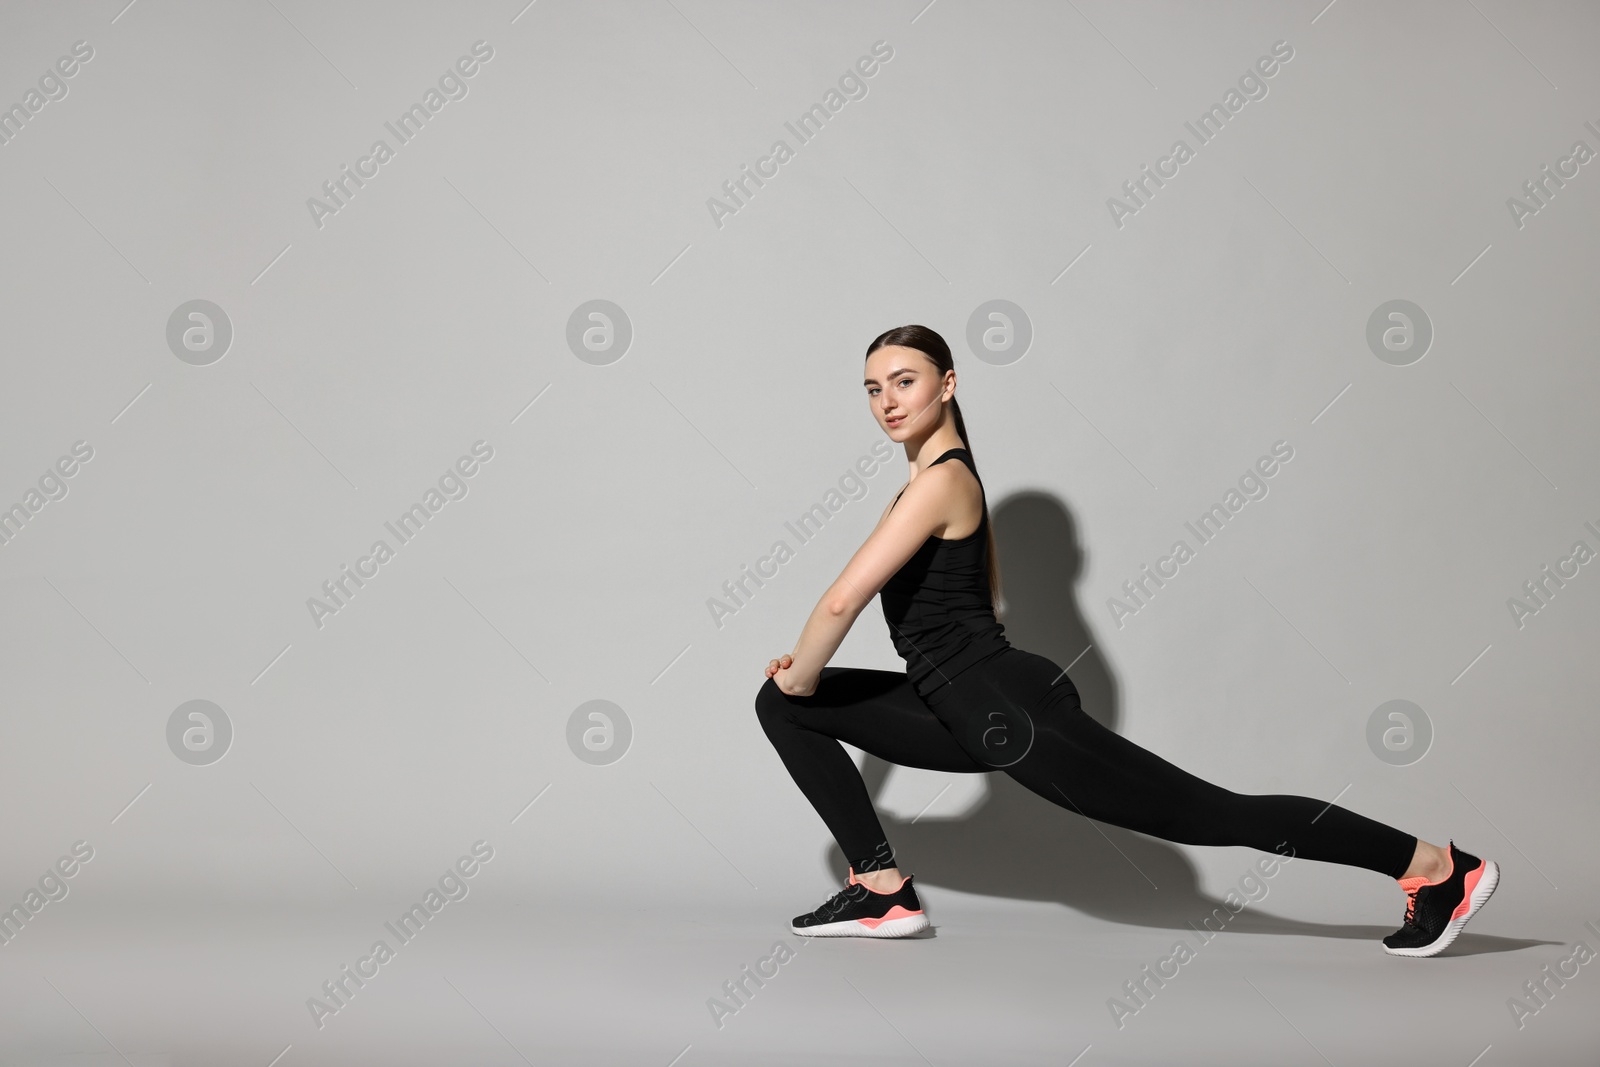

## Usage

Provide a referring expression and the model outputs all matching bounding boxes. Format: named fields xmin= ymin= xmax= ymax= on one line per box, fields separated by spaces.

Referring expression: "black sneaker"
xmin=1382 ymin=840 xmax=1499 ymax=957
xmin=791 ymin=867 xmax=930 ymax=938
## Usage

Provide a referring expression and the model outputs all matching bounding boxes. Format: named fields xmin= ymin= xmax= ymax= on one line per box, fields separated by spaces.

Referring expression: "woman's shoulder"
xmin=928 ymin=449 xmax=981 ymax=492
xmin=883 ymin=448 xmax=983 ymax=516
xmin=914 ymin=454 xmax=984 ymax=538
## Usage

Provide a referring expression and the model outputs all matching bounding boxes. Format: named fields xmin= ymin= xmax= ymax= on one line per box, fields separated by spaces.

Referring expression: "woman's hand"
xmin=766 ymin=655 xmax=817 ymax=697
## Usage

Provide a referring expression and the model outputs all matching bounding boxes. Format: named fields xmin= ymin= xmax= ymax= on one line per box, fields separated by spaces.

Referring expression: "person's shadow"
xmin=827 ymin=491 xmax=1531 ymax=951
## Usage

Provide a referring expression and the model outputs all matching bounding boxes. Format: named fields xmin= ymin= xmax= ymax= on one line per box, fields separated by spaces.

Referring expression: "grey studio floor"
xmin=0 ymin=864 xmax=1592 ymax=1067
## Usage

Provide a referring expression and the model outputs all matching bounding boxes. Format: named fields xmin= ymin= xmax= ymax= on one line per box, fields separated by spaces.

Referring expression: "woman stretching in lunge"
xmin=754 ymin=324 xmax=1498 ymax=957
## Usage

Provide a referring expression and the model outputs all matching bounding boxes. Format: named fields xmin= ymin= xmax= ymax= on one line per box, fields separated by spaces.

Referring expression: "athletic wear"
xmin=792 ymin=867 xmax=929 ymax=938
xmin=1383 ymin=840 xmax=1499 ymax=956
xmin=755 ymin=650 xmax=1418 ymax=880
xmin=756 ymin=443 xmax=1422 ymax=930
xmin=879 ymin=448 xmax=1011 ymax=702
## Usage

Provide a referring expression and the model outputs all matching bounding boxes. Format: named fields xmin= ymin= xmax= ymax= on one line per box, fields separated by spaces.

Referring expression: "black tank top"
xmin=879 ymin=447 xmax=1011 ymax=700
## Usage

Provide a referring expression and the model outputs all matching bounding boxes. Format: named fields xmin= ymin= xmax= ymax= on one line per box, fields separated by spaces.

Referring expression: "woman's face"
xmin=864 ymin=346 xmax=951 ymax=441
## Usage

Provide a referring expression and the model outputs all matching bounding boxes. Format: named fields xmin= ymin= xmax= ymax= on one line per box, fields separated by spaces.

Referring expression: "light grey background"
xmin=1 ymin=1 xmax=1597 ymax=1063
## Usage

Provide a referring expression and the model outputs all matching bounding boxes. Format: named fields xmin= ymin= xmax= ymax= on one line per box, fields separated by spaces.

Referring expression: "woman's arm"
xmin=772 ymin=465 xmax=958 ymax=696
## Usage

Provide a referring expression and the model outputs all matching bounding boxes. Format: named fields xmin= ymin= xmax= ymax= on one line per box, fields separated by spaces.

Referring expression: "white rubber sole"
xmin=1384 ymin=859 xmax=1499 ymax=957
xmin=792 ymin=912 xmax=930 ymax=938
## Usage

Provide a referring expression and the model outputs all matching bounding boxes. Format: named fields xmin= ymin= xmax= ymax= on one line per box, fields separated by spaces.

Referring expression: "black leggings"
xmin=755 ymin=647 xmax=1416 ymax=879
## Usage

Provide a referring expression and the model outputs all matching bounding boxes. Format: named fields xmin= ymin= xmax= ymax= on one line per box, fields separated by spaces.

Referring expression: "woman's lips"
xmin=886 ymin=416 xmax=904 ymax=426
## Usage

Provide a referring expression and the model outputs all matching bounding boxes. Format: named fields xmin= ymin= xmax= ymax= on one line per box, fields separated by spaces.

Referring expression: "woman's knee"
xmin=1145 ymin=787 xmax=1249 ymax=847
xmin=754 ymin=675 xmax=788 ymax=721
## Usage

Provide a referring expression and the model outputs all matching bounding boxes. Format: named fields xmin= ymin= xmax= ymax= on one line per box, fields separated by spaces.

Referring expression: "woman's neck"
xmin=905 ymin=434 xmax=966 ymax=475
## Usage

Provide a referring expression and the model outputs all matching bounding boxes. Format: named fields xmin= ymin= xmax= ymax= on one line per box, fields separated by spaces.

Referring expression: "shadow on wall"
xmin=824 ymin=489 xmax=1390 ymax=940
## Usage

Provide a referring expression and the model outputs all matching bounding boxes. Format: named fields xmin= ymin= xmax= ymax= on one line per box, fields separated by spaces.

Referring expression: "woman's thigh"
xmin=927 ymin=649 xmax=1237 ymax=829
xmin=761 ymin=666 xmax=994 ymax=774
xmin=922 ymin=648 xmax=1074 ymax=769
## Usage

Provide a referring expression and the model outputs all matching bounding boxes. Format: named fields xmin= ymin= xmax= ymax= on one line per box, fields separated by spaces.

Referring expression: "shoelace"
xmin=812 ymin=880 xmax=870 ymax=919
xmin=1402 ymin=886 xmax=1420 ymax=927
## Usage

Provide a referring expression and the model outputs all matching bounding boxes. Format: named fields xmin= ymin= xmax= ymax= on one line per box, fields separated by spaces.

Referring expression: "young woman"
xmin=754 ymin=324 xmax=1499 ymax=956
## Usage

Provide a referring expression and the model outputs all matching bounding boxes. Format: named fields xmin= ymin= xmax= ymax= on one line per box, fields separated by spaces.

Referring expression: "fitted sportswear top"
xmin=879 ymin=447 xmax=1011 ymax=700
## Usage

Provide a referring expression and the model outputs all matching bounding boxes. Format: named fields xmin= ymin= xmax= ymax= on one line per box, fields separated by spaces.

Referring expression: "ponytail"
xmin=950 ymin=396 xmax=1003 ymax=618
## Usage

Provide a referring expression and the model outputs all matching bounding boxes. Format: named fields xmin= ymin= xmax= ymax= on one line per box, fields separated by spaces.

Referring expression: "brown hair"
xmin=865 ymin=324 xmax=1002 ymax=615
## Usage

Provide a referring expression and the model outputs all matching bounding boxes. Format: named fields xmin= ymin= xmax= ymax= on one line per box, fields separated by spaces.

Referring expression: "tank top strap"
xmin=931 ymin=447 xmax=979 ymax=481
xmin=926 ymin=448 xmax=987 ymax=536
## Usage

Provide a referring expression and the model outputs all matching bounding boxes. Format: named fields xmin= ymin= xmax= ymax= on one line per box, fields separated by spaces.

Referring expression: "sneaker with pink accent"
xmin=791 ymin=867 xmax=930 ymax=938
xmin=1383 ymin=840 xmax=1499 ymax=957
